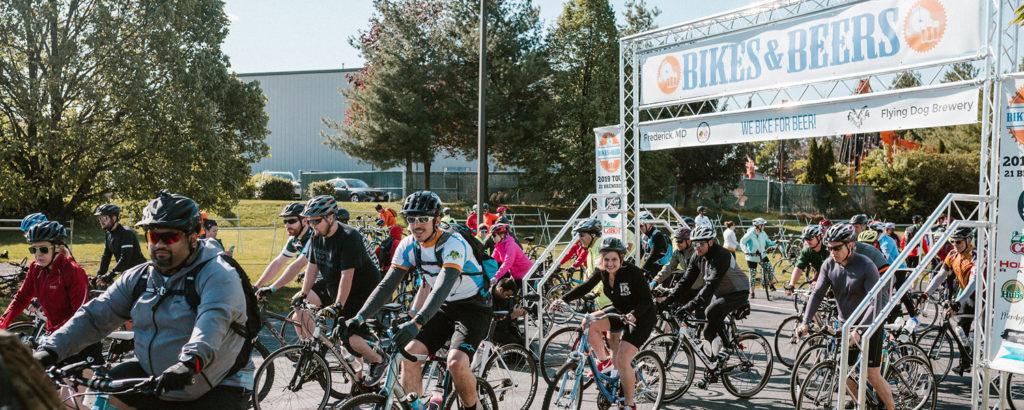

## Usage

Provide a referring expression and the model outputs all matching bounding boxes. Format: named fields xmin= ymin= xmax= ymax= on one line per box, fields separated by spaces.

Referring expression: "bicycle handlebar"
xmin=550 ymin=303 xmax=628 ymax=323
xmin=48 ymin=360 xmax=161 ymax=394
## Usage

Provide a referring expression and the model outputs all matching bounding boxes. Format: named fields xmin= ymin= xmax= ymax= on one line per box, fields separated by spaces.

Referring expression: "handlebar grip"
xmin=399 ymin=347 xmax=418 ymax=362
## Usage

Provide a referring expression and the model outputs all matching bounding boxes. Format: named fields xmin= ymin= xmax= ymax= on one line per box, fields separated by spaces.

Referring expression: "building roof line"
xmin=237 ymin=67 xmax=363 ymax=77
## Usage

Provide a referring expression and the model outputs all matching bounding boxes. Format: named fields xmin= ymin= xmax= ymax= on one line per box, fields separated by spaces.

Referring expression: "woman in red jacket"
xmin=0 ymin=221 xmax=100 ymax=364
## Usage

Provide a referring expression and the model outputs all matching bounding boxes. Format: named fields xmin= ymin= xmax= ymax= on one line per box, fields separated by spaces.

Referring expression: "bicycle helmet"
xmin=442 ymin=207 xmax=452 ymax=215
xmin=858 ymin=230 xmax=879 ymax=243
xmin=574 ymin=218 xmax=602 ymax=235
xmin=26 ymin=221 xmax=66 ymax=244
xmin=823 ymin=223 xmax=857 ymax=243
xmin=673 ymin=226 xmax=692 ymax=240
xmin=801 ymin=225 xmax=823 ymax=240
xmin=496 ymin=206 xmax=507 ymax=213
xmin=497 ymin=216 xmax=510 ymax=224
xmin=949 ymin=227 xmax=974 ymax=240
xmin=20 ymin=213 xmax=48 ymax=232
xmin=94 ymin=204 xmax=121 ymax=217
xmin=682 ymin=217 xmax=696 ymax=228
xmin=690 ymin=225 xmax=716 ymax=241
xmin=697 ymin=206 xmax=707 ymax=213
xmin=491 ymin=223 xmax=510 ymax=236
xmin=302 ymin=195 xmax=338 ymax=217
xmin=849 ymin=214 xmax=869 ymax=225
xmin=884 ymin=222 xmax=896 ymax=230
xmin=638 ymin=211 xmax=655 ymax=222
xmin=136 ymin=190 xmax=202 ymax=233
xmin=400 ymin=191 xmax=442 ymax=216
xmin=751 ymin=217 xmax=767 ymax=226
xmin=598 ymin=237 xmax=627 ymax=254
xmin=280 ymin=202 xmax=305 ymax=217
xmin=912 ymin=215 xmax=923 ymax=224
xmin=869 ymin=222 xmax=885 ymax=232
xmin=336 ymin=208 xmax=350 ymax=224
xmin=818 ymin=218 xmax=833 ymax=228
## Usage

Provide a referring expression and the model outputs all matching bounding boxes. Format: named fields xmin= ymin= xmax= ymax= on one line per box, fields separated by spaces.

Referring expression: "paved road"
xmin=256 ymin=290 xmax=978 ymax=409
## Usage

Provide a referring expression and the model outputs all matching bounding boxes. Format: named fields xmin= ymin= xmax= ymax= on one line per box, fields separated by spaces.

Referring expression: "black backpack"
xmin=130 ymin=253 xmax=262 ymax=379
xmin=414 ymin=223 xmax=499 ymax=296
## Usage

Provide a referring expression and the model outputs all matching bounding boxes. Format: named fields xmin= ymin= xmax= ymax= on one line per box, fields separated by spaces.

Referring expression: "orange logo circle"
xmin=599 ymin=133 xmax=620 ymax=173
xmin=903 ymin=0 xmax=946 ymax=53
xmin=657 ymin=56 xmax=681 ymax=94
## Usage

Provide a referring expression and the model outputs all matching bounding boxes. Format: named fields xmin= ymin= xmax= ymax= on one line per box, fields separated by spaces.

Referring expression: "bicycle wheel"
xmin=539 ymin=326 xmax=583 ymax=384
xmin=337 ymin=393 xmax=402 ymax=409
xmin=1009 ymin=372 xmax=1023 ymax=410
xmin=252 ymin=344 xmax=331 ymax=410
xmin=918 ymin=327 xmax=955 ymax=382
xmin=640 ymin=333 xmax=694 ymax=402
xmin=886 ymin=355 xmax=937 ymax=410
xmin=442 ymin=377 xmax=499 ymax=410
xmin=630 ymin=350 xmax=666 ymax=409
xmin=793 ymin=282 xmax=811 ymax=314
xmin=796 ymin=360 xmax=839 ymax=410
xmin=774 ymin=315 xmax=804 ymax=368
xmin=278 ymin=310 xmax=301 ymax=346
xmin=791 ymin=342 xmax=829 ymax=404
xmin=482 ymin=343 xmax=537 ymax=410
xmin=5 ymin=321 xmax=37 ymax=347
xmin=542 ymin=361 xmax=585 ymax=410
xmin=252 ymin=340 xmax=273 ymax=404
xmin=545 ymin=284 xmax=581 ymax=325
xmin=721 ymin=331 xmax=773 ymax=398
xmin=391 ymin=291 xmax=415 ymax=309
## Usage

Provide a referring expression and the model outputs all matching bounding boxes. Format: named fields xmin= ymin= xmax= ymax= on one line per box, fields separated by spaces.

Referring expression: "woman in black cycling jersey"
xmin=552 ymin=237 xmax=655 ymax=410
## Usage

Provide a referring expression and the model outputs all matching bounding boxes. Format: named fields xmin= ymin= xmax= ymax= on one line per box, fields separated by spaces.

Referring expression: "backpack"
xmin=413 ymin=223 xmax=499 ymax=297
xmin=130 ymin=253 xmax=262 ymax=379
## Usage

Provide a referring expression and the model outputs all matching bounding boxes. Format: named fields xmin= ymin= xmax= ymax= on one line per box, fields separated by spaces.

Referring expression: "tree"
xmin=753 ymin=140 xmax=801 ymax=181
xmin=0 ymin=0 xmax=269 ymax=220
xmin=859 ymin=149 xmax=979 ymax=219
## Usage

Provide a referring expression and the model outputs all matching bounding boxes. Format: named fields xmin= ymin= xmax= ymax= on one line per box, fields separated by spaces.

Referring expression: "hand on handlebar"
xmin=795 ymin=324 xmax=810 ymax=338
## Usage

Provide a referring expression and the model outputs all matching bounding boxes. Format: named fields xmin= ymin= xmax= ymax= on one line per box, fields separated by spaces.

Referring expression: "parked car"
xmin=259 ymin=171 xmax=301 ymax=199
xmin=326 ymin=178 xmax=389 ymax=202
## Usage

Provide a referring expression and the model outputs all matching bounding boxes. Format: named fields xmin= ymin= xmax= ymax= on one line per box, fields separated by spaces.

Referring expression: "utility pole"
xmin=476 ymin=0 xmax=487 ymax=230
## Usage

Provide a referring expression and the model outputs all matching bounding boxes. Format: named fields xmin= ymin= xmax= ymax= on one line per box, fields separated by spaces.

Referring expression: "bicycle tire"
xmin=918 ymin=326 xmax=954 ymax=382
xmin=482 ymin=343 xmax=537 ymax=410
xmin=542 ymin=360 xmax=585 ymax=410
xmin=631 ymin=349 xmax=667 ymax=409
xmin=5 ymin=321 xmax=39 ymax=348
xmin=252 ymin=344 xmax=332 ymax=410
xmin=791 ymin=342 xmax=829 ymax=404
xmin=442 ymin=377 xmax=499 ymax=410
xmin=252 ymin=340 xmax=273 ymax=404
xmin=640 ymin=333 xmax=694 ymax=402
xmin=773 ymin=315 xmax=804 ymax=369
xmin=886 ymin=354 xmax=937 ymax=410
xmin=539 ymin=326 xmax=583 ymax=384
xmin=796 ymin=360 xmax=839 ymax=410
xmin=793 ymin=281 xmax=812 ymax=314
xmin=277 ymin=310 xmax=300 ymax=348
xmin=721 ymin=331 xmax=773 ymax=398
xmin=545 ymin=284 xmax=582 ymax=326
xmin=1009 ymin=372 xmax=1023 ymax=410
xmin=336 ymin=392 xmax=401 ymax=410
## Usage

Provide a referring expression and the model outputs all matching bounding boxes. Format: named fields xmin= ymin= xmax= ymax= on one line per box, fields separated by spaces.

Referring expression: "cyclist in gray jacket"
xmin=36 ymin=191 xmax=248 ymax=408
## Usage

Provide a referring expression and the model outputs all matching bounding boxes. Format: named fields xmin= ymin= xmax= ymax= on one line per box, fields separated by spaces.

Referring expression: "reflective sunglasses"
xmin=283 ymin=218 xmax=300 ymax=225
xmin=827 ymin=244 xmax=847 ymax=252
xmin=404 ymin=215 xmax=433 ymax=224
xmin=692 ymin=240 xmax=710 ymax=248
xmin=146 ymin=231 xmax=182 ymax=245
xmin=308 ymin=217 xmax=325 ymax=226
xmin=28 ymin=245 xmax=53 ymax=255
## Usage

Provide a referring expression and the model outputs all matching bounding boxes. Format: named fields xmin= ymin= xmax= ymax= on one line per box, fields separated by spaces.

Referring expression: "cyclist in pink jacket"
xmin=490 ymin=223 xmax=533 ymax=288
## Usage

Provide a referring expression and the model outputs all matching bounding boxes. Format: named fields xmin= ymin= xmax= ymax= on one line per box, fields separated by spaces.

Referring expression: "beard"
xmin=151 ymin=248 xmax=175 ymax=268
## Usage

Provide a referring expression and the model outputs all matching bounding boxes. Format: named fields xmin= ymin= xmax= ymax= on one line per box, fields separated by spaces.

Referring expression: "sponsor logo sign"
xmin=594 ymin=125 xmax=624 ymax=239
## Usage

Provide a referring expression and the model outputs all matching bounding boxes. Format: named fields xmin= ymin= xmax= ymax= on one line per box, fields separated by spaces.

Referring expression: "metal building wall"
xmin=239 ymin=69 xmax=479 ymax=177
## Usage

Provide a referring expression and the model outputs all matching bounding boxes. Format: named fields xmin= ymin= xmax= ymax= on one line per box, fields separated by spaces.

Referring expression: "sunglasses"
xmin=692 ymin=240 xmax=709 ymax=248
xmin=308 ymin=217 xmax=325 ymax=226
xmin=28 ymin=245 xmax=54 ymax=255
xmin=283 ymin=218 xmax=300 ymax=225
xmin=952 ymin=239 xmax=967 ymax=245
xmin=146 ymin=231 xmax=182 ymax=245
xmin=405 ymin=215 xmax=433 ymax=224
xmin=827 ymin=244 xmax=847 ymax=252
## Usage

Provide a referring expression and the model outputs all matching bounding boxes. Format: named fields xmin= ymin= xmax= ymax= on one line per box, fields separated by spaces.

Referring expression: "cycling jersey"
xmin=802 ymin=252 xmax=887 ymax=328
xmin=877 ymin=234 xmax=905 ymax=269
xmin=307 ymin=223 xmax=382 ymax=312
xmin=694 ymin=215 xmax=713 ymax=227
xmin=391 ymin=231 xmax=484 ymax=302
xmin=654 ymin=245 xmax=696 ymax=286
xmin=944 ymin=245 xmax=976 ymax=290
xmin=853 ymin=241 xmax=889 ymax=273
xmin=492 ymin=235 xmax=533 ymax=281
xmin=279 ymin=226 xmax=312 ymax=258
xmin=795 ymin=245 xmax=829 ymax=279
xmin=0 ymin=254 xmax=88 ymax=332
xmin=97 ymin=224 xmax=146 ymax=277
xmin=666 ymin=242 xmax=750 ymax=307
xmin=640 ymin=229 xmax=671 ymax=274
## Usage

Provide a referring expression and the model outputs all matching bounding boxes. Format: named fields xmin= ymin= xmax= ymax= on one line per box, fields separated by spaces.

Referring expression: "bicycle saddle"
xmin=730 ymin=303 xmax=751 ymax=321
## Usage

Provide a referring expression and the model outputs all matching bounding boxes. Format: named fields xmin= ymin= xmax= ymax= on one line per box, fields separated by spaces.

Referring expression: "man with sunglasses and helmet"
xmin=923 ymin=226 xmax=977 ymax=375
xmin=659 ymin=225 xmax=750 ymax=365
xmin=785 ymin=225 xmax=829 ymax=297
xmin=797 ymin=223 xmax=894 ymax=410
xmin=253 ymin=202 xmax=313 ymax=295
xmin=94 ymin=204 xmax=147 ymax=286
xmin=290 ymin=195 xmax=381 ymax=342
xmin=652 ymin=226 xmax=696 ymax=288
xmin=35 ymin=190 xmax=250 ymax=408
xmin=344 ymin=191 xmax=492 ymax=410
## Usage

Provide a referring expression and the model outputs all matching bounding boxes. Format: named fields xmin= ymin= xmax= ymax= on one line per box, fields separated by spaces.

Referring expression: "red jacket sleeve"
xmin=560 ymin=241 xmax=582 ymax=266
xmin=0 ymin=269 xmax=37 ymax=329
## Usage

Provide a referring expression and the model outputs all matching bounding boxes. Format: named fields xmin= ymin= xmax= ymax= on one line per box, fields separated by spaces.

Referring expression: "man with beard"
xmin=254 ymin=202 xmax=313 ymax=294
xmin=94 ymin=204 xmax=146 ymax=286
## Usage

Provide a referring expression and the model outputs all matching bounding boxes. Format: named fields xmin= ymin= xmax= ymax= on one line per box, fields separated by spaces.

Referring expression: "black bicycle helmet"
xmin=598 ymin=237 xmax=627 ymax=254
xmin=302 ymin=195 xmax=338 ymax=217
xmin=849 ymin=214 xmax=869 ymax=225
xmin=912 ymin=215 xmax=923 ymax=224
xmin=697 ymin=206 xmax=707 ymax=213
xmin=94 ymin=204 xmax=121 ymax=217
xmin=400 ymin=191 xmax=442 ymax=216
xmin=801 ymin=225 xmax=823 ymax=240
xmin=574 ymin=218 xmax=602 ymax=235
xmin=336 ymin=208 xmax=350 ymax=224
xmin=682 ymin=217 xmax=696 ymax=228
xmin=136 ymin=190 xmax=201 ymax=233
xmin=673 ymin=226 xmax=692 ymax=240
xmin=26 ymin=221 xmax=67 ymax=244
xmin=949 ymin=227 xmax=974 ymax=240
xmin=690 ymin=225 xmax=716 ymax=241
xmin=280 ymin=202 xmax=305 ymax=217
xmin=21 ymin=213 xmax=48 ymax=232
xmin=824 ymin=223 xmax=857 ymax=243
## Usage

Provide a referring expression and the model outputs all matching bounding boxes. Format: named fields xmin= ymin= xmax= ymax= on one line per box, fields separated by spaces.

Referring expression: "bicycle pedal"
xmin=696 ymin=379 xmax=709 ymax=389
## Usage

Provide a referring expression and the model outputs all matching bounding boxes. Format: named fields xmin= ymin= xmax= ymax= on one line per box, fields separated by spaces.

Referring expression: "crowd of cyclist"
xmin=0 ymin=189 xmax=979 ymax=409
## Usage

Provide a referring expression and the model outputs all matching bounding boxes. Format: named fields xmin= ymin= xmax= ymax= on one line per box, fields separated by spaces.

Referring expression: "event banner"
xmin=638 ymin=84 xmax=978 ymax=151
xmin=594 ymin=125 xmax=624 ymax=240
xmin=641 ymin=0 xmax=983 ymax=105
xmin=989 ymin=78 xmax=1024 ymax=374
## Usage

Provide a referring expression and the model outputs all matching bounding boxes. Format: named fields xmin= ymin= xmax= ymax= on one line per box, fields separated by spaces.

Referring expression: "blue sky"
xmin=222 ymin=0 xmax=760 ymax=74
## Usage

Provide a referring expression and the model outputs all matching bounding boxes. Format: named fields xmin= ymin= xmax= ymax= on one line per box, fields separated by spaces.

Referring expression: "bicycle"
xmin=915 ymin=301 xmax=974 ymax=382
xmin=4 ymin=303 xmax=46 ymax=349
xmin=768 ymin=235 xmax=801 ymax=281
xmin=0 ymin=258 xmax=28 ymax=298
xmin=542 ymin=305 xmax=665 ymax=410
xmin=644 ymin=304 xmax=772 ymax=402
xmin=255 ymin=297 xmax=302 ymax=351
xmin=45 ymin=358 xmax=164 ymax=410
xmin=338 ymin=323 xmax=499 ymax=410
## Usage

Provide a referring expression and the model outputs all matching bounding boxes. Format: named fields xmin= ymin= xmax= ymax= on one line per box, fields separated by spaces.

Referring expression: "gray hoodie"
xmin=43 ymin=239 xmax=246 ymax=401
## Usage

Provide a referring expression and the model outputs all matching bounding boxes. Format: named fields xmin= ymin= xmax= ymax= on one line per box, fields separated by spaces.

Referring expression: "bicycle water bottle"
xmin=426 ymin=385 xmax=444 ymax=410
xmin=955 ymin=326 xmax=969 ymax=347
xmin=404 ymin=393 xmax=425 ymax=410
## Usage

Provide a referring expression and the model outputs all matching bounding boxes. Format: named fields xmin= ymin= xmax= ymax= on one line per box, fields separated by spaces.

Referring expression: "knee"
xmin=446 ymin=354 xmax=470 ymax=374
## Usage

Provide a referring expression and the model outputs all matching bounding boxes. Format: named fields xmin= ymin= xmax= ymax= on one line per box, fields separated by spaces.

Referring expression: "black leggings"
xmin=704 ymin=291 xmax=748 ymax=343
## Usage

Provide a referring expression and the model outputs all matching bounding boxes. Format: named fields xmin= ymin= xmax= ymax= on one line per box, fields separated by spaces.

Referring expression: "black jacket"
xmin=97 ymin=224 xmax=147 ymax=277
xmin=562 ymin=262 xmax=655 ymax=322
xmin=666 ymin=242 xmax=749 ymax=308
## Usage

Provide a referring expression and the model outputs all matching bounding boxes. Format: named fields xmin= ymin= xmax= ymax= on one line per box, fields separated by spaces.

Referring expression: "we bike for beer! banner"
xmin=641 ymin=0 xmax=983 ymax=105
xmin=991 ymin=78 xmax=1024 ymax=374
xmin=594 ymin=125 xmax=624 ymax=240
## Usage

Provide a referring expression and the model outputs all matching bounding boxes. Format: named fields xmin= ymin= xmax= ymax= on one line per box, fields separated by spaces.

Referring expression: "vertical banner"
xmin=990 ymin=78 xmax=1024 ymax=373
xmin=595 ymin=125 xmax=624 ymax=240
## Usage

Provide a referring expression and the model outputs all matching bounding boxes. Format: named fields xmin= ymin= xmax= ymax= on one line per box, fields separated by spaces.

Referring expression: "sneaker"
xmin=750 ymin=291 xmax=756 ymax=299
xmin=587 ymin=359 xmax=614 ymax=378
xmin=363 ymin=360 xmax=387 ymax=386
